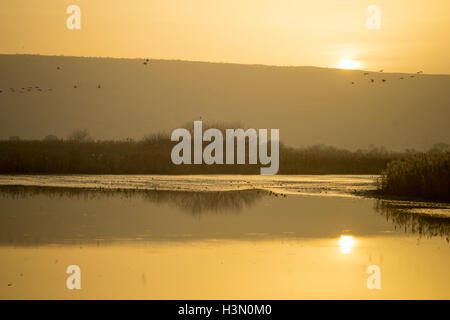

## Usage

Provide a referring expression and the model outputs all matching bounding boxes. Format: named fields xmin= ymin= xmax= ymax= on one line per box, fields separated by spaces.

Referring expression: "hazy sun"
xmin=336 ymin=58 xmax=361 ymax=70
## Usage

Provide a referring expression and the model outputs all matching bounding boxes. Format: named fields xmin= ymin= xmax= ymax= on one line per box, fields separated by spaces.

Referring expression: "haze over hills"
xmin=0 ymin=54 xmax=449 ymax=151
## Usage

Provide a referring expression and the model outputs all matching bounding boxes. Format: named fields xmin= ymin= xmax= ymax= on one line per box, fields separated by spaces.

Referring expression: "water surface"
xmin=0 ymin=175 xmax=449 ymax=299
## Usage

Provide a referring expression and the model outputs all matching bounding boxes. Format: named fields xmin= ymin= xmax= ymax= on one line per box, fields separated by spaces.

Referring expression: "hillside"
xmin=1 ymin=54 xmax=449 ymax=150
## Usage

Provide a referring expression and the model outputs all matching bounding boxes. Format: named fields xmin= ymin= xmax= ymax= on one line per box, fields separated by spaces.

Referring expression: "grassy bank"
xmin=378 ymin=152 xmax=450 ymax=201
xmin=0 ymin=137 xmax=401 ymax=174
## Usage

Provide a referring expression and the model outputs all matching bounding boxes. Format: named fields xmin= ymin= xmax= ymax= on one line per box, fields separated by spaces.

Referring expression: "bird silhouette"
xmin=98 ymin=84 xmax=101 ymax=89
xmin=73 ymin=85 xmax=78 ymax=88
xmin=399 ymin=77 xmax=404 ymax=79
xmin=379 ymin=69 xmax=384 ymax=72
xmin=382 ymin=79 xmax=386 ymax=82
xmin=370 ymin=79 xmax=375 ymax=83
xmin=351 ymin=82 xmax=355 ymax=84
xmin=56 ymin=66 xmax=60 ymax=70
xmin=416 ymin=71 xmax=423 ymax=74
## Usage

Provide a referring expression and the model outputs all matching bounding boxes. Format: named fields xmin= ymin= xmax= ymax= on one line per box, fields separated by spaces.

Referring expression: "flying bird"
xmin=351 ymin=82 xmax=355 ymax=84
xmin=382 ymin=79 xmax=386 ymax=82
xmin=73 ymin=85 xmax=78 ymax=88
xmin=98 ymin=84 xmax=101 ymax=88
xmin=370 ymin=79 xmax=375 ymax=83
xmin=379 ymin=69 xmax=384 ymax=72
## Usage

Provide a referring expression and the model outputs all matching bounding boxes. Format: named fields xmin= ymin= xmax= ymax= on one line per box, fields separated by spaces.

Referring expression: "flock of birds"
xmin=350 ymin=69 xmax=424 ymax=85
xmin=0 ymin=59 xmax=151 ymax=95
xmin=0 ymin=85 xmax=53 ymax=94
xmin=267 ymin=190 xmax=288 ymax=198
xmin=237 ymin=181 xmax=288 ymax=198
xmin=1 ymin=60 xmax=425 ymax=94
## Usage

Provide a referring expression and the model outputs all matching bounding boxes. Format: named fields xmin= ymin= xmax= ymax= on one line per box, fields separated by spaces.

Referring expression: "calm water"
xmin=0 ymin=175 xmax=449 ymax=299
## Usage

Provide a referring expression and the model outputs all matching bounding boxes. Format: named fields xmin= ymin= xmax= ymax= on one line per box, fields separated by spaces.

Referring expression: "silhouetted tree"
xmin=43 ymin=134 xmax=59 ymax=141
xmin=67 ymin=129 xmax=93 ymax=142
xmin=429 ymin=142 xmax=450 ymax=153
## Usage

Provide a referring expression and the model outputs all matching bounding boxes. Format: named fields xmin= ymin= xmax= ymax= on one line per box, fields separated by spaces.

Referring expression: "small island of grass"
xmin=378 ymin=152 xmax=450 ymax=202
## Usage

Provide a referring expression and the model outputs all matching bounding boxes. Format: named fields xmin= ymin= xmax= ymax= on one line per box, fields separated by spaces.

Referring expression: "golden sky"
xmin=1 ymin=0 xmax=449 ymax=74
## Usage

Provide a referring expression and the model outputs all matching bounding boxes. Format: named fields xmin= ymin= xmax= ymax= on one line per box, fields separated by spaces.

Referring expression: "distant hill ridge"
xmin=1 ymin=54 xmax=449 ymax=151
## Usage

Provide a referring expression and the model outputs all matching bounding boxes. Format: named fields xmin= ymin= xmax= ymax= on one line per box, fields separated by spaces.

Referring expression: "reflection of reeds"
xmin=0 ymin=185 xmax=266 ymax=215
xmin=375 ymin=200 xmax=450 ymax=240
xmin=0 ymin=186 xmax=268 ymax=246
xmin=378 ymin=152 xmax=450 ymax=201
xmin=140 ymin=189 xmax=265 ymax=215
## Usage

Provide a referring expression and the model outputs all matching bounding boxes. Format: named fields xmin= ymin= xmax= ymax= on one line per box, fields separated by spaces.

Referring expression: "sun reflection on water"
xmin=339 ymin=235 xmax=355 ymax=254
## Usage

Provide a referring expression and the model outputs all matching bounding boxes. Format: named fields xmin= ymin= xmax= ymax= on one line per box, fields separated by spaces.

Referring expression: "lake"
xmin=0 ymin=175 xmax=449 ymax=299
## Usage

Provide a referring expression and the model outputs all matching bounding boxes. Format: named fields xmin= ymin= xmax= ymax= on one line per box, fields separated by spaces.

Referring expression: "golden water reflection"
xmin=339 ymin=235 xmax=355 ymax=254
xmin=0 ymin=186 xmax=449 ymax=299
xmin=1 ymin=236 xmax=449 ymax=299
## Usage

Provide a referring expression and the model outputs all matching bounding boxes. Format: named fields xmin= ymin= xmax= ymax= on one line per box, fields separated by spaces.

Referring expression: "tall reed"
xmin=378 ymin=152 xmax=450 ymax=201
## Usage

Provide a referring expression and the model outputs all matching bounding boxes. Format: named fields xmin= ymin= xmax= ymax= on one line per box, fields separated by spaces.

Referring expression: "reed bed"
xmin=378 ymin=152 xmax=450 ymax=201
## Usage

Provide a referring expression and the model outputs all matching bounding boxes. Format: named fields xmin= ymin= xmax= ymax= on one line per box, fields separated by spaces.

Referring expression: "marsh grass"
xmin=378 ymin=152 xmax=450 ymax=201
xmin=0 ymin=137 xmax=403 ymax=174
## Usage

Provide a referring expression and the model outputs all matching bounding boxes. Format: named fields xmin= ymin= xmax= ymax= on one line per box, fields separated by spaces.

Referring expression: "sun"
xmin=336 ymin=58 xmax=361 ymax=70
